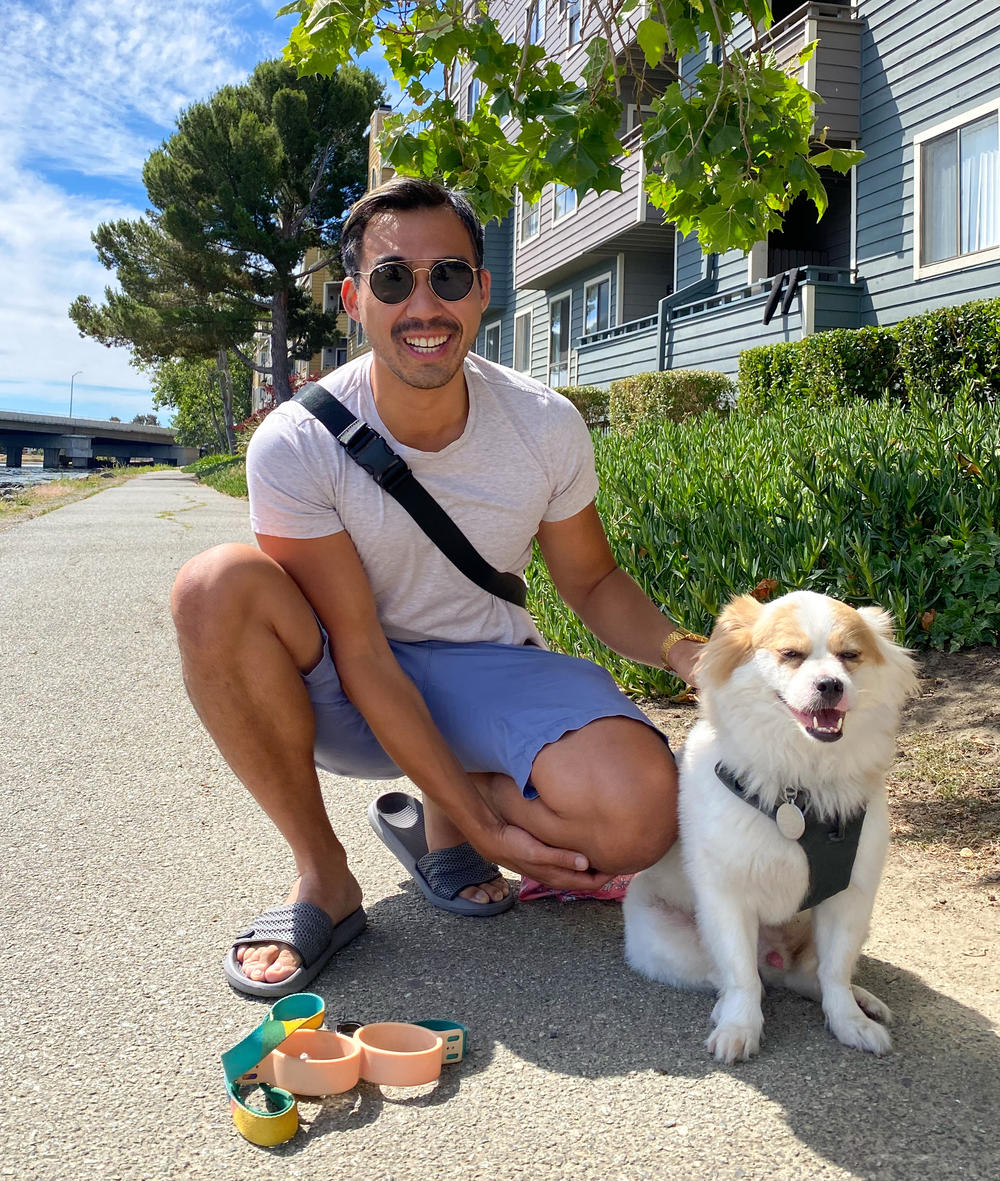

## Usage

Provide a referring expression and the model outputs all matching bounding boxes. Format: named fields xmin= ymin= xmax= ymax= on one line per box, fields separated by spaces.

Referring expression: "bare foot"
xmin=421 ymin=796 xmax=510 ymax=905
xmin=235 ymin=870 xmax=363 ymax=985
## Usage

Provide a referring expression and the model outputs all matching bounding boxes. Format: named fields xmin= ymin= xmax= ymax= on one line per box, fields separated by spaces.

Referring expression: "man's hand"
xmin=479 ymin=820 xmax=614 ymax=893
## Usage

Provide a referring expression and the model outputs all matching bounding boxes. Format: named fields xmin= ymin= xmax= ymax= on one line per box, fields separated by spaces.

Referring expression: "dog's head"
xmin=697 ymin=590 xmax=917 ymax=745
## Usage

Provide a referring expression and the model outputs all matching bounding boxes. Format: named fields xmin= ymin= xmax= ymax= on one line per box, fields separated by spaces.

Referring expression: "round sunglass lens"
xmin=369 ymin=263 xmax=413 ymax=303
xmin=430 ymin=261 xmax=475 ymax=300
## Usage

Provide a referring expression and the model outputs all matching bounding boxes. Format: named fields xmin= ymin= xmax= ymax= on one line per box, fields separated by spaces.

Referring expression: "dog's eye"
xmin=837 ymin=650 xmax=861 ymax=662
xmin=778 ymin=649 xmax=805 ymax=662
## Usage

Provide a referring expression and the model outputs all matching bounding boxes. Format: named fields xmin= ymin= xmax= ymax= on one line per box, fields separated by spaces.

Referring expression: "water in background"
xmin=0 ymin=464 xmax=97 ymax=489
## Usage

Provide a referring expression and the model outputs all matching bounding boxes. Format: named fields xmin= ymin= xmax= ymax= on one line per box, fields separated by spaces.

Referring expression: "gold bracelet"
xmin=660 ymin=625 xmax=709 ymax=669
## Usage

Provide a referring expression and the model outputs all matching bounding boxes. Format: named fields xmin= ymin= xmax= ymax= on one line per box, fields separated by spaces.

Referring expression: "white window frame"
xmin=547 ymin=290 xmax=572 ymax=387
xmin=913 ymin=97 xmax=1000 ymax=279
xmin=518 ymin=191 xmax=540 ymax=242
xmin=561 ymin=0 xmax=582 ymax=45
xmin=626 ymin=104 xmax=656 ymax=134
xmin=482 ymin=319 xmax=502 ymax=363
xmin=513 ymin=309 xmax=533 ymax=373
xmin=552 ymin=183 xmax=578 ymax=224
xmin=583 ymin=271 xmax=613 ymax=337
xmin=323 ymin=282 xmax=342 ymax=314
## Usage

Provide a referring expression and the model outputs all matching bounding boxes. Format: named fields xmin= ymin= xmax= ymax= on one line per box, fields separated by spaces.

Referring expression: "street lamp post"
xmin=69 ymin=370 xmax=83 ymax=418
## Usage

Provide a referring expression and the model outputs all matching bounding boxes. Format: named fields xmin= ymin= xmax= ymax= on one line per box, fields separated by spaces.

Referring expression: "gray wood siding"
xmin=667 ymin=294 xmax=806 ymax=376
xmin=483 ymin=213 xmax=513 ymax=313
xmin=675 ymin=233 xmax=707 ymax=290
xmin=577 ymin=323 xmax=660 ymax=387
xmin=854 ymin=0 xmax=1000 ymax=326
xmin=622 ymin=252 xmax=674 ymax=321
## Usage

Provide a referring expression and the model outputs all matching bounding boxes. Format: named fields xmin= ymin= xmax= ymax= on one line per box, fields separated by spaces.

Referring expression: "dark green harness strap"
xmin=714 ymin=763 xmax=866 ymax=911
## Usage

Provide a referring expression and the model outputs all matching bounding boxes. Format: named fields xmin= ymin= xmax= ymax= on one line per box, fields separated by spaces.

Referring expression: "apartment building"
xmin=349 ymin=0 xmax=1000 ymax=385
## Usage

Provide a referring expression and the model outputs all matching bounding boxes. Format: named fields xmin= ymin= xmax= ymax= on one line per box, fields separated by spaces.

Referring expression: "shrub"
xmin=555 ymin=384 xmax=610 ymax=427
xmin=608 ymin=369 xmax=735 ymax=433
xmin=894 ymin=298 xmax=1000 ymax=403
xmin=737 ymin=296 xmax=1000 ymax=412
xmin=739 ymin=326 xmax=900 ymax=412
xmin=234 ymin=404 xmax=274 ymax=453
xmin=528 ymin=390 xmax=999 ymax=696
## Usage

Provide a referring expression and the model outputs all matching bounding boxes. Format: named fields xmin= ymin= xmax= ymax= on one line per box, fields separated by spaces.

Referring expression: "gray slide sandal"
xmin=367 ymin=791 xmax=516 ymax=916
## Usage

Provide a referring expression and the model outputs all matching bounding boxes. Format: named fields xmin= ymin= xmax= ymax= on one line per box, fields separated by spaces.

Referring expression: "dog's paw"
xmin=828 ymin=1010 xmax=893 ymax=1055
xmin=706 ymin=1022 xmax=762 ymax=1064
xmin=852 ymin=985 xmax=893 ymax=1025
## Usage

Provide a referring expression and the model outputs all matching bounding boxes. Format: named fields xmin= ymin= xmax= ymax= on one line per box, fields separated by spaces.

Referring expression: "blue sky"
xmin=0 ymin=0 xmax=392 ymax=424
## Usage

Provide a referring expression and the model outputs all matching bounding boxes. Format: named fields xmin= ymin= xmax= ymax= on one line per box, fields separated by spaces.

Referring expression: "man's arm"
xmin=535 ymin=503 xmax=703 ymax=686
xmin=256 ymin=529 xmax=605 ymax=888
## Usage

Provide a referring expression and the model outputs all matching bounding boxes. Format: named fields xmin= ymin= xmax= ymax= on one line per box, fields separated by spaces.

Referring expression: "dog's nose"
xmin=815 ymin=676 xmax=844 ymax=701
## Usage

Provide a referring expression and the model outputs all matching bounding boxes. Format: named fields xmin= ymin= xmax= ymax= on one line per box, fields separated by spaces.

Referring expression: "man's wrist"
xmin=660 ymin=624 xmax=709 ymax=672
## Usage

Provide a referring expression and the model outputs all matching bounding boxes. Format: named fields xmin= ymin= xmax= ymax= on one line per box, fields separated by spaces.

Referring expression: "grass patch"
xmin=183 ymin=454 xmax=247 ymax=498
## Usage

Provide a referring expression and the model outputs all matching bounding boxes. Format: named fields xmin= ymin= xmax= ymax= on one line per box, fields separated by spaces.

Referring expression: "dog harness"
xmin=714 ymin=763 xmax=866 ymax=911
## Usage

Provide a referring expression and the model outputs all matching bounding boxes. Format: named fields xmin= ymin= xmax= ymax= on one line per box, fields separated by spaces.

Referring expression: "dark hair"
xmin=341 ymin=177 xmax=485 ymax=276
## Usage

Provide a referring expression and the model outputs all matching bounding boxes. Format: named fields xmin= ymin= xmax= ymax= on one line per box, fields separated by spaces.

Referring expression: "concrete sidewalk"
xmin=2 ymin=471 xmax=997 ymax=1180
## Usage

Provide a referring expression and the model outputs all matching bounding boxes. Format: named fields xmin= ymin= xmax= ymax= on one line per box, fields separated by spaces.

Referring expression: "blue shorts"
xmin=303 ymin=635 xmax=669 ymax=799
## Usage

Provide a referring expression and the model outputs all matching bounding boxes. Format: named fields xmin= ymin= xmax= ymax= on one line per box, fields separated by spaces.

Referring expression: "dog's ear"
xmin=699 ymin=594 xmax=762 ymax=687
xmin=857 ymin=605 xmax=919 ymax=703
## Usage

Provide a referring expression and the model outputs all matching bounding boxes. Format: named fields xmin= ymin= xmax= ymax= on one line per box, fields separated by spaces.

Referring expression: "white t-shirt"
xmin=246 ymin=352 xmax=598 ymax=646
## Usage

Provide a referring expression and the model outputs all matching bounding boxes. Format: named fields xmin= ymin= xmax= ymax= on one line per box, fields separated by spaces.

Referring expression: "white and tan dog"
xmin=624 ymin=590 xmax=917 ymax=1063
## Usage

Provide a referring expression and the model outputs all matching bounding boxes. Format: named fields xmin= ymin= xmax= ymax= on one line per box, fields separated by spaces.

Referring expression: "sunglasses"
xmin=354 ymin=259 xmax=481 ymax=304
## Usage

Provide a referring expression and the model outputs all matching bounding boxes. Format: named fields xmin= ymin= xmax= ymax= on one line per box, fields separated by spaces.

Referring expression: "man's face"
xmin=342 ymin=205 xmax=491 ymax=392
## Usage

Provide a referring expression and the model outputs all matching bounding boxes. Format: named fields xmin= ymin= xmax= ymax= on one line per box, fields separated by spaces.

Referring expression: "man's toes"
xmin=458 ymin=876 xmax=509 ymax=904
xmin=238 ymin=941 xmax=301 ymax=981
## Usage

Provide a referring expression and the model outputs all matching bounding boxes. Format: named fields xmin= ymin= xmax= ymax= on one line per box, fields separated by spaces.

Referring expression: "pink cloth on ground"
xmin=517 ymin=874 xmax=634 ymax=902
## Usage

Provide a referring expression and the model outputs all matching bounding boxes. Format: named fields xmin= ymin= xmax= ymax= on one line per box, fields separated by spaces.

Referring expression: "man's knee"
xmin=171 ymin=543 xmax=267 ymax=642
xmin=592 ymin=756 xmax=678 ymax=873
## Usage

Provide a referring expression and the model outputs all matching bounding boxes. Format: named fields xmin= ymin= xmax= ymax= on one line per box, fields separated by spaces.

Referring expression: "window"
xmin=482 ymin=320 xmax=501 ymax=363
xmin=514 ymin=310 xmax=533 ymax=372
xmin=323 ymin=282 xmax=342 ymax=314
xmin=527 ymin=2 xmax=544 ymax=43
xmin=553 ymin=184 xmax=577 ymax=222
xmin=467 ymin=77 xmax=480 ymax=118
xmin=915 ymin=103 xmax=1000 ymax=276
xmin=562 ymin=0 xmax=581 ymax=44
xmin=548 ymin=293 xmax=571 ymax=386
xmin=519 ymin=192 xmax=540 ymax=241
xmin=321 ymin=346 xmax=348 ymax=370
xmin=583 ymin=274 xmax=611 ymax=336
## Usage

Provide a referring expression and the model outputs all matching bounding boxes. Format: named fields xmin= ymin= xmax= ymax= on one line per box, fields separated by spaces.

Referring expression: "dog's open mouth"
xmin=783 ymin=702 xmax=846 ymax=742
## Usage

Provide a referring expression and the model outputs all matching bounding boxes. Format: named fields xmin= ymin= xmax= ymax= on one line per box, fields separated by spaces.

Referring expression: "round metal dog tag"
xmin=776 ymin=802 xmax=806 ymax=840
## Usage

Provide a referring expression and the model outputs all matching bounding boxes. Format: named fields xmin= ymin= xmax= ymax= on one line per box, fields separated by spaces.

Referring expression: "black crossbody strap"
xmin=293 ymin=383 xmax=527 ymax=608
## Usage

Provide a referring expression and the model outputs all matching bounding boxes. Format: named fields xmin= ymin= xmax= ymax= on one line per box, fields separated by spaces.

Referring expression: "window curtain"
xmin=922 ymin=132 xmax=958 ymax=264
xmin=960 ymin=115 xmax=999 ymax=254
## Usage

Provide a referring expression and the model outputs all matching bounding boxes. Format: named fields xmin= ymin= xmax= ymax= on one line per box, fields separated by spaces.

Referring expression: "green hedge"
xmin=555 ymin=384 xmax=609 ymax=427
xmin=608 ymin=368 xmax=735 ymax=433
xmin=528 ymin=390 xmax=999 ymax=696
xmin=738 ymin=297 xmax=1000 ymax=412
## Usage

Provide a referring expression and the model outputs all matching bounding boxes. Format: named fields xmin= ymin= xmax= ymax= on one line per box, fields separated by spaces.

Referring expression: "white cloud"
xmin=0 ymin=0 xmax=303 ymax=420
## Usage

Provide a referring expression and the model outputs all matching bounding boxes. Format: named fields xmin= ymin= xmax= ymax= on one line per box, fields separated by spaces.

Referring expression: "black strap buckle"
xmin=337 ymin=420 xmax=411 ymax=492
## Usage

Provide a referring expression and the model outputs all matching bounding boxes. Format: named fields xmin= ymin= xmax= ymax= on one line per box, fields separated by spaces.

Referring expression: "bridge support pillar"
xmin=43 ymin=448 xmax=64 ymax=469
xmin=4 ymin=445 xmax=23 ymax=468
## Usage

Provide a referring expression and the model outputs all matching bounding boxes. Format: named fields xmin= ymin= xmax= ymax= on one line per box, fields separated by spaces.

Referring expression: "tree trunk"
xmin=215 ymin=350 xmax=237 ymax=453
xmin=269 ymin=289 xmax=293 ymax=403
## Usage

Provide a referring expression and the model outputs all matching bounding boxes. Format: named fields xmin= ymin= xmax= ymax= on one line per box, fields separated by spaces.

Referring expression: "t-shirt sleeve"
xmin=246 ymin=410 xmax=345 ymax=538
xmin=540 ymin=395 xmax=599 ymax=522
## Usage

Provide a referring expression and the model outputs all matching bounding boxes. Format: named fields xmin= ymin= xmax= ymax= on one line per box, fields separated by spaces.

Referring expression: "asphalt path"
xmin=2 ymin=471 xmax=997 ymax=1180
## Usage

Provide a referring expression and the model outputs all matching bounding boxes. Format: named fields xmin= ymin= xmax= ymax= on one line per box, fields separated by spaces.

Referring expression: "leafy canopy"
xmin=278 ymin=0 xmax=863 ymax=253
xmin=71 ymin=58 xmax=382 ymax=400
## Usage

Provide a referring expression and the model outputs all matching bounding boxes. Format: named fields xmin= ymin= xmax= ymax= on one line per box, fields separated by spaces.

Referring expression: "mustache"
xmin=392 ymin=318 xmax=461 ymax=338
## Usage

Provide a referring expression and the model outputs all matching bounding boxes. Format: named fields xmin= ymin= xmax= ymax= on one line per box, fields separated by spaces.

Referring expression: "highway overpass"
xmin=0 ymin=411 xmax=199 ymax=469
